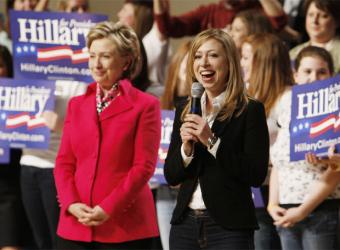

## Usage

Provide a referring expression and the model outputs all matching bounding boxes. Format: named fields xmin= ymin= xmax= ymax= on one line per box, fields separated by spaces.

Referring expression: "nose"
xmin=90 ymin=56 xmax=102 ymax=69
xmin=199 ymin=55 xmax=210 ymax=67
xmin=312 ymin=14 xmax=320 ymax=24
xmin=309 ymin=71 xmax=317 ymax=83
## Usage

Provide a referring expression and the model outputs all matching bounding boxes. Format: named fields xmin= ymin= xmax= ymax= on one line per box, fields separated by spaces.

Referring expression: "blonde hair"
xmin=161 ymin=41 xmax=191 ymax=110
xmin=182 ymin=29 xmax=247 ymax=121
xmin=245 ymin=33 xmax=293 ymax=115
xmin=87 ymin=21 xmax=141 ymax=79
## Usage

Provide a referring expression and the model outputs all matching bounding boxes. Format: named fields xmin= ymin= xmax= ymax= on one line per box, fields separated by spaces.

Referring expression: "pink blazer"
xmin=54 ymin=80 xmax=161 ymax=243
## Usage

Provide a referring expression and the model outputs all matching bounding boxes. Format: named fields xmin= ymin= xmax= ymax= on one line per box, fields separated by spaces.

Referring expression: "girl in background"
xmin=158 ymin=40 xmax=191 ymax=250
xmin=240 ymin=32 xmax=293 ymax=250
xmin=269 ymin=46 xmax=340 ymax=250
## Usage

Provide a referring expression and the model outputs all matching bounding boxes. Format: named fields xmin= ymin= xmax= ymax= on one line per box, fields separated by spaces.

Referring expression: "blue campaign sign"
xmin=150 ymin=110 xmax=175 ymax=185
xmin=290 ymin=75 xmax=340 ymax=161
xmin=0 ymin=78 xmax=55 ymax=149
xmin=0 ymin=144 xmax=10 ymax=163
xmin=10 ymin=10 xmax=107 ymax=83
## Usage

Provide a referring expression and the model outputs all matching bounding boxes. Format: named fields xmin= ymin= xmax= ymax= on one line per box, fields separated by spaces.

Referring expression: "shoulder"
xmin=122 ymin=79 xmax=160 ymax=107
xmin=246 ymin=98 xmax=265 ymax=112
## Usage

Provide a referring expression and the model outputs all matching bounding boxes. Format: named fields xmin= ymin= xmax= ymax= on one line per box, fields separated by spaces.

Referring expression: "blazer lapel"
xmin=211 ymin=117 xmax=229 ymax=137
xmin=99 ymin=80 xmax=133 ymax=121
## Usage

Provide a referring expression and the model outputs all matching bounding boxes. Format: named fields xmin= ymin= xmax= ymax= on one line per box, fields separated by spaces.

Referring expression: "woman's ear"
xmin=123 ymin=57 xmax=132 ymax=71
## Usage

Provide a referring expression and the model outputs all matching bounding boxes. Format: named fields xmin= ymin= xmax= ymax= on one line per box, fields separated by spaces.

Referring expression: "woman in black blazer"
xmin=164 ymin=29 xmax=269 ymax=250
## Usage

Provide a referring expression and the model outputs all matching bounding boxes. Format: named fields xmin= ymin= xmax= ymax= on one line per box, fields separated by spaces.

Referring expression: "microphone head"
xmin=191 ymin=82 xmax=204 ymax=98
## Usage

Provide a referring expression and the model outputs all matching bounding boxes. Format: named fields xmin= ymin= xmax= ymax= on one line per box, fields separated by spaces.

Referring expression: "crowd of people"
xmin=0 ymin=0 xmax=339 ymax=250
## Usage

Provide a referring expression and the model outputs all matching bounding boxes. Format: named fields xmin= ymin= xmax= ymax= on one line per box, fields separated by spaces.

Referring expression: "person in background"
xmin=229 ymin=9 xmax=273 ymax=51
xmin=240 ymin=33 xmax=293 ymax=250
xmin=268 ymin=46 xmax=340 ymax=250
xmin=161 ymin=40 xmax=191 ymax=110
xmin=153 ymin=0 xmax=287 ymax=39
xmin=54 ymin=21 xmax=161 ymax=250
xmin=164 ymin=28 xmax=269 ymax=250
xmin=289 ymin=0 xmax=340 ymax=73
xmin=118 ymin=0 xmax=171 ymax=97
xmin=19 ymin=66 xmax=86 ymax=250
xmin=57 ymin=0 xmax=89 ymax=13
xmin=4 ymin=0 xmax=48 ymax=53
xmin=157 ymin=40 xmax=191 ymax=250
xmin=0 ymin=45 xmax=34 ymax=250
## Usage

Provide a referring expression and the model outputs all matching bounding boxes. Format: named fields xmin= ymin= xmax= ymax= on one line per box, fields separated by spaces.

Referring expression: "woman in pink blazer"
xmin=54 ymin=21 xmax=161 ymax=250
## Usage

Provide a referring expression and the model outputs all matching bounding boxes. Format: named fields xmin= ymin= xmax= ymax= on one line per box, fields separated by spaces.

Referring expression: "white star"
xmin=299 ymin=124 xmax=303 ymax=130
xmin=0 ymin=113 xmax=6 ymax=120
xmin=304 ymin=122 xmax=309 ymax=129
xmin=23 ymin=46 xmax=28 ymax=52
xmin=16 ymin=47 xmax=22 ymax=53
xmin=293 ymin=126 xmax=298 ymax=133
xmin=30 ymin=46 xmax=35 ymax=52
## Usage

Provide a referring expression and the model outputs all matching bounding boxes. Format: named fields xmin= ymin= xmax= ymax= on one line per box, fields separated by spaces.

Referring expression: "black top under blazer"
xmin=164 ymin=98 xmax=269 ymax=230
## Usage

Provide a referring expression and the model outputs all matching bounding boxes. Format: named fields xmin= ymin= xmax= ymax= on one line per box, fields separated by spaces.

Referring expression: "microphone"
xmin=190 ymin=82 xmax=204 ymax=116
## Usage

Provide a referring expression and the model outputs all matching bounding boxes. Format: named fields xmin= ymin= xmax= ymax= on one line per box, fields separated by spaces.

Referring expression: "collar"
xmin=201 ymin=89 xmax=227 ymax=119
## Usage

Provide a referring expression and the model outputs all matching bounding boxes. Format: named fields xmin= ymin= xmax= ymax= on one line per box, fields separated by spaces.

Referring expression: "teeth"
xmin=201 ymin=71 xmax=214 ymax=76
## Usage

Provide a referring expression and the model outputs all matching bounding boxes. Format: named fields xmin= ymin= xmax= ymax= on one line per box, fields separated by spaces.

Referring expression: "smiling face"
xmin=294 ymin=56 xmax=331 ymax=84
xmin=89 ymin=38 xmax=129 ymax=90
xmin=193 ymin=38 xmax=228 ymax=98
xmin=306 ymin=2 xmax=337 ymax=43
xmin=240 ymin=42 xmax=253 ymax=83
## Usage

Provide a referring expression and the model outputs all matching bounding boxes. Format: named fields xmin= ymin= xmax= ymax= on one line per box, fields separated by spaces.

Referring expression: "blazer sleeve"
xmin=99 ymin=98 xmax=161 ymax=216
xmin=216 ymin=101 xmax=269 ymax=187
xmin=54 ymin=98 xmax=81 ymax=211
xmin=164 ymin=105 xmax=194 ymax=186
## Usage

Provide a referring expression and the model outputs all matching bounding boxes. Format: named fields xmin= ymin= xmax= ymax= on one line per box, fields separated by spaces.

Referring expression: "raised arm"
xmin=259 ymin=0 xmax=285 ymax=17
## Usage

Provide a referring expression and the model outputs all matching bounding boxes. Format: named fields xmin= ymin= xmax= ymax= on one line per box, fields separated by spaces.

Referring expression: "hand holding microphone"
xmin=180 ymin=82 xmax=205 ymax=156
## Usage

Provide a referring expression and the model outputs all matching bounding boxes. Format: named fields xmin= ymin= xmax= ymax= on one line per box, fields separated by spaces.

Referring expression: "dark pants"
xmin=254 ymin=208 xmax=281 ymax=250
xmin=21 ymin=166 xmax=60 ymax=250
xmin=170 ymin=209 xmax=254 ymax=250
xmin=56 ymin=236 xmax=155 ymax=250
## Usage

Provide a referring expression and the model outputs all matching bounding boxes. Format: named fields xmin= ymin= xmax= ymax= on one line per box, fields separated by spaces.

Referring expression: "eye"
xmin=303 ymin=69 xmax=312 ymax=74
xmin=209 ymin=53 xmax=218 ymax=58
xmin=194 ymin=54 xmax=202 ymax=59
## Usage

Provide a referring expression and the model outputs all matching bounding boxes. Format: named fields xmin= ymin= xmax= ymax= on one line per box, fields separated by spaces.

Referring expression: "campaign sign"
xmin=0 ymin=145 xmax=10 ymax=163
xmin=150 ymin=110 xmax=175 ymax=184
xmin=10 ymin=10 xmax=107 ymax=83
xmin=290 ymin=75 xmax=340 ymax=161
xmin=0 ymin=78 xmax=55 ymax=149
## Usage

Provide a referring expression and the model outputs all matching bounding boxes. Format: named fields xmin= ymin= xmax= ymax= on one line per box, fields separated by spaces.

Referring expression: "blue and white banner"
xmin=290 ymin=75 xmax=340 ymax=161
xmin=0 ymin=78 xmax=55 ymax=149
xmin=150 ymin=110 xmax=175 ymax=184
xmin=10 ymin=10 xmax=107 ymax=83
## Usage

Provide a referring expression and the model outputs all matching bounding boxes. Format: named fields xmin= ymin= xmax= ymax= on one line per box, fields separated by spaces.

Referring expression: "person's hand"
xmin=328 ymin=145 xmax=340 ymax=170
xmin=41 ymin=110 xmax=58 ymax=130
xmin=183 ymin=114 xmax=213 ymax=147
xmin=68 ymin=203 xmax=93 ymax=222
xmin=180 ymin=117 xmax=199 ymax=156
xmin=267 ymin=204 xmax=286 ymax=222
xmin=79 ymin=205 xmax=110 ymax=226
xmin=274 ymin=206 xmax=308 ymax=228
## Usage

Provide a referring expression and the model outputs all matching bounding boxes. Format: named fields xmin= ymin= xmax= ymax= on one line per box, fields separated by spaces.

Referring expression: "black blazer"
xmin=164 ymin=98 xmax=269 ymax=229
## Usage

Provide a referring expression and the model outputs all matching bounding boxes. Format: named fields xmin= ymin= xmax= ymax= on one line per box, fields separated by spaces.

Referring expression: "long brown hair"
xmin=182 ymin=29 xmax=247 ymax=121
xmin=245 ymin=33 xmax=293 ymax=116
xmin=161 ymin=41 xmax=191 ymax=110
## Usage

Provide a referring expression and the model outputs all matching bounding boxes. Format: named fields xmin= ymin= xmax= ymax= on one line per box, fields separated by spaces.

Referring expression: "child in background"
xmin=268 ymin=46 xmax=340 ymax=250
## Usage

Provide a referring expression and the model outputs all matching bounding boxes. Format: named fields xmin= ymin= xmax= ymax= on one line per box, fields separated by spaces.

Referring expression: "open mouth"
xmin=200 ymin=70 xmax=215 ymax=80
